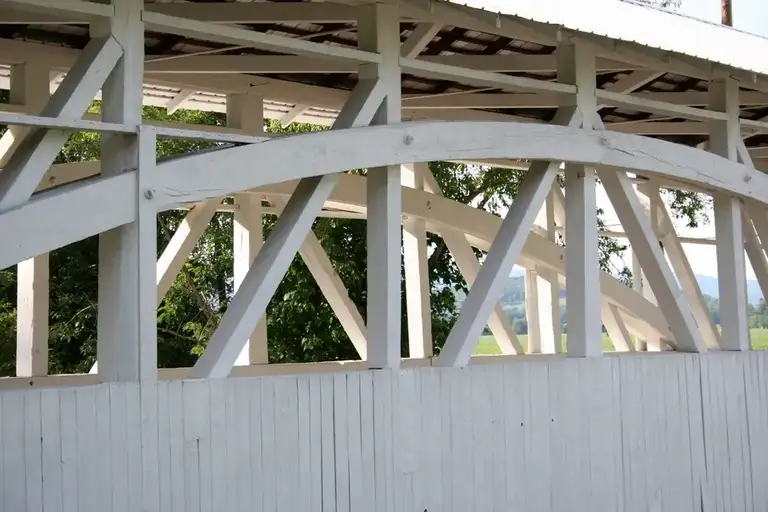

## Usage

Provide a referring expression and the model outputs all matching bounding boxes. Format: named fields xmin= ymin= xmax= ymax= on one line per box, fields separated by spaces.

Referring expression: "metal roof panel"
xmin=451 ymin=0 xmax=768 ymax=77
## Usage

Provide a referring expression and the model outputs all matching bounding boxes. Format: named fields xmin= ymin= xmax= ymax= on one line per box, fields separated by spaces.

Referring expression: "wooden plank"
xmin=75 ymin=386 xmax=97 ymax=512
xmin=59 ymin=388 xmax=78 ymax=512
xmin=359 ymin=371 xmax=377 ymax=512
xmin=156 ymin=382 xmax=172 ymax=512
xmin=470 ymin=366 xmax=494 ymax=511
xmin=23 ymin=390 xmax=43 ymax=512
xmin=40 ymin=389 xmax=63 ymax=512
xmin=108 ymin=384 xmax=128 ymax=512
xmin=209 ymin=379 xmax=227 ymax=509
xmin=248 ymin=378 xmax=265 ymax=512
xmin=181 ymin=380 xmax=202 ymax=512
xmin=167 ymin=380 xmax=185 ymax=512
xmin=333 ymin=374 xmax=351 ymax=512
xmin=320 ymin=374 xmax=336 ymax=511
xmin=419 ymin=368 xmax=442 ymax=511
xmin=296 ymin=376 xmax=313 ymax=512
xmin=93 ymin=384 xmax=112 ymax=511
xmin=402 ymin=163 xmax=432 ymax=358
xmin=124 ymin=384 xmax=143 ymax=511
xmin=363 ymin=3 xmax=403 ymax=370
xmin=308 ymin=375 xmax=323 ymax=512
xmin=275 ymin=377 xmax=300 ymax=511
xmin=232 ymin=379 xmax=251 ymax=512
xmin=261 ymin=377 xmax=277 ymax=512
xmin=346 ymin=372 xmax=365 ymax=511
xmin=2 ymin=391 xmax=26 ymax=510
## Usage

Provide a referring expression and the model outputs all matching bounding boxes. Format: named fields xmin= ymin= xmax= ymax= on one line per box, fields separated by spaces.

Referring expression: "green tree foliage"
xmin=0 ymin=102 xmax=707 ymax=375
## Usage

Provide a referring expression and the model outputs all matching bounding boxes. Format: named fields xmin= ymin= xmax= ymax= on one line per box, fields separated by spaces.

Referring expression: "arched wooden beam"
xmin=0 ymin=173 xmax=135 ymax=271
xmin=153 ymin=120 xmax=768 ymax=209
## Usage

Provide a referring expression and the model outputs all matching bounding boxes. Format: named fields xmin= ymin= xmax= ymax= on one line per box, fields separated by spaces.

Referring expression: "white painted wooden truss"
xmin=2 ymin=0 xmax=768 ymax=387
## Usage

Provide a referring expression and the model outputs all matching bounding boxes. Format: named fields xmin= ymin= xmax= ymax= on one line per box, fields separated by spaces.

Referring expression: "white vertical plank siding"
xmin=248 ymin=377 xmax=266 ymax=512
xmin=308 ymin=375 xmax=324 ymax=512
xmin=24 ymin=390 xmax=43 ymax=512
xmin=181 ymin=380 xmax=202 ymax=512
xmin=358 ymin=371 xmax=376 ymax=512
xmin=346 ymin=372 xmax=365 ymax=512
xmin=167 ymin=380 xmax=185 ymax=512
xmin=297 ymin=376 xmax=313 ymax=512
xmin=3 ymin=391 xmax=26 ymax=510
xmin=224 ymin=379 xmax=238 ymax=512
xmin=232 ymin=379 xmax=251 ymax=512
xmin=156 ymin=381 xmax=171 ymax=512
xmin=261 ymin=377 xmax=277 ymax=512
xmin=209 ymin=379 xmax=227 ymax=511
xmin=4 ymin=355 xmax=768 ymax=511
xmin=275 ymin=377 xmax=300 ymax=512
xmin=75 ymin=386 xmax=97 ymax=512
xmin=94 ymin=384 xmax=113 ymax=511
xmin=332 ymin=374 xmax=350 ymax=512
xmin=59 ymin=388 xmax=78 ymax=512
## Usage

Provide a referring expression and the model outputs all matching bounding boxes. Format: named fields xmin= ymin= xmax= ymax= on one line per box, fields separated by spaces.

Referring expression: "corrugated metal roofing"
xmin=451 ymin=0 xmax=768 ymax=78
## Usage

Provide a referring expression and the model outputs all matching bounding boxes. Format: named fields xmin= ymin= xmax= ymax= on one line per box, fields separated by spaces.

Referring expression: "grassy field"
xmin=475 ymin=328 xmax=768 ymax=355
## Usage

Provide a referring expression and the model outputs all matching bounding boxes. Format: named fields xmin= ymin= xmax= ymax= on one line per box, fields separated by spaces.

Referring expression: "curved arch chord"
xmin=153 ymin=120 xmax=768 ymax=211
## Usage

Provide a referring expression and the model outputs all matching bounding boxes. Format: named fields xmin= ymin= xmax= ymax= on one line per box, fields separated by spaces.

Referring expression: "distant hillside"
xmin=455 ymin=271 xmax=764 ymax=310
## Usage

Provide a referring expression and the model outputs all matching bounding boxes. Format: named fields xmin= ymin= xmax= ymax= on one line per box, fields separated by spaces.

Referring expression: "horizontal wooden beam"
xmin=0 ymin=0 xmax=113 ymax=19
xmin=0 ymin=1 xmax=363 ymax=24
xmin=142 ymin=11 xmax=380 ymax=64
xmin=404 ymin=91 xmax=768 ymax=110
xmin=399 ymin=57 xmax=576 ymax=95
xmin=143 ymin=54 xmax=630 ymax=74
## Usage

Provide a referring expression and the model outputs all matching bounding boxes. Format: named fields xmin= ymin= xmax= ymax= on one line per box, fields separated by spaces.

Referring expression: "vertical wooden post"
xmin=402 ymin=162 xmax=433 ymax=358
xmin=710 ymin=78 xmax=749 ymax=350
xmin=228 ymin=91 xmax=269 ymax=365
xmin=527 ymin=189 xmax=561 ymax=354
xmin=12 ymin=63 xmax=50 ymax=377
xmin=634 ymin=182 xmax=664 ymax=351
xmin=95 ymin=0 xmax=157 ymax=381
xmin=559 ymin=42 xmax=603 ymax=358
xmin=360 ymin=3 xmax=403 ymax=369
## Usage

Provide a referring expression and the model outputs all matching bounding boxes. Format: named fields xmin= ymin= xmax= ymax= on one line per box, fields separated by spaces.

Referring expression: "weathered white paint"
xmin=559 ymin=42 xmax=602 ymax=358
xmin=710 ymin=78 xmax=750 ymax=351
xmin=229 ymin=91 xmax=269 ymax=366
xmin=154 ymin=120 xmax=768 ymax=211
xmin=600 ymin=168 xmax=706 ymax=353
xmin=95 ymin=0 xmax=156 ymax=382
xmin=11 ymin=61 xmax=51 ymax=377
xmin=1 ymin=352 xmax=767 ymax=511
xmin=0 ymin=35 xmax=122 ymax=211
xmin=436 ymin=159 xmax=560 ymax=367
xmin=527 ymin=188 xmax=561 ymax=354
xmin=401 ymin=163 xmax=432 ymax=358
xmin=361 ymin=3 xmax=402 ymax=370
xmin=646 ymin=186 xmax=721 ymax=350
xmin=421 ymin=169 xmax=523 ymax=355
xmin=188 ymin=73 xmax=388 ymax=379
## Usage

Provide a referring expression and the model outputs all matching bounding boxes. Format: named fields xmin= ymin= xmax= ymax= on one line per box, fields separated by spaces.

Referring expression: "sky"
xmin=588 ymin=0 xmax=767 ymax=280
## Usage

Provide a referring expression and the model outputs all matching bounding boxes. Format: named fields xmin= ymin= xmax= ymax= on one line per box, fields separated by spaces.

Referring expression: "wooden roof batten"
xmin=1 ymin=0 xmax=768 ymax=157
